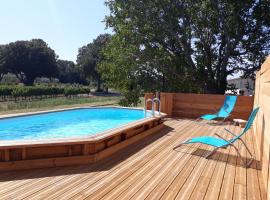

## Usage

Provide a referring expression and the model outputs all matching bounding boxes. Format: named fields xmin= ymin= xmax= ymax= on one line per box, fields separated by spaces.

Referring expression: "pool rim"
xmin=0 ymin=106 xmax=166 ymax=148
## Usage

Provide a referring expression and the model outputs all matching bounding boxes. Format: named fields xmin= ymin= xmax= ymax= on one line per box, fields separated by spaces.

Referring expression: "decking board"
xmin=173 ymin=124 xmax=223 ymax=200
xmin=113 ymin=122 xmax=205 ymax=200
xmin=203 ymin=123 xmax=236 ymax=200
xmin=0 ymin=119 xmax=266 ymax=200
xmin=189 ymin=123 xmax=232 ymax=200
xmin=17 ymin=120 xmax=184 ymax=200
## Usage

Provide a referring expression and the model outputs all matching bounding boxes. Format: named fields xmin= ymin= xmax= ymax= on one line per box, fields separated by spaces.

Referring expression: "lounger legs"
xmin=231 ymin=144 xmax=254 ymax=168
xmin=173 ymin=138 xmax=191 ymax=150
xmin=173 ymin=143 xmax=182 ymax=150
xmin=203 ymin=145 xmax=254 ymax=168
xmin=205 ymin=147 xmax=218 ymax=159
xmin=174 ymin=141 xmax=254 ymax=168
xmin=194 ymin=118 xmax=209 ymax=126
xmin=238 ymin=138 xmax=255 ymax=167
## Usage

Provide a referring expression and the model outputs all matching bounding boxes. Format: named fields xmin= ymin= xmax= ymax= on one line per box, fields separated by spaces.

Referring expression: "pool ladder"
xmin=144 ymin=98 xmax=161 ymax=117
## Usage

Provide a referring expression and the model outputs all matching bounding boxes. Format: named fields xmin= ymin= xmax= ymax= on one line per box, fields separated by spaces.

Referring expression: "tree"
xmin=0 ymin=39 xmax=58 ymax=85
xmin=77 ymin=34 xmax=111 ymax=92
xmin=0 ymin=45 xmax=8 ymax=81
xmin=57 ymin=59 xmax=87 ymax=84
xmin=103 ymin=0 xmax=270 ymax=94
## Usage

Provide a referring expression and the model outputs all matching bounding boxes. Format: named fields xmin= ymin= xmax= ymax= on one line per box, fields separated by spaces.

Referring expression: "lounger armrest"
xmin=224 ymin=128 xmax=238 ymax=137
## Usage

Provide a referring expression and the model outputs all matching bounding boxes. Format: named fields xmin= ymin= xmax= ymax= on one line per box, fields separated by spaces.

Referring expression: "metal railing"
xmin=144 ymin=98 xmax=161 ymax=117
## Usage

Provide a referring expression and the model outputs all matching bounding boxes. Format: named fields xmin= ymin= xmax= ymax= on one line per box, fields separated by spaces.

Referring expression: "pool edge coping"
xmin=0 ymin=106 xmax=166 ymax=148
xmin=0 ymin=105 xmax=145 ymax=119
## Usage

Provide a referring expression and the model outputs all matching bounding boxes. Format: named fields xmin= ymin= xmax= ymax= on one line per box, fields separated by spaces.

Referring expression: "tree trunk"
xmin=162 ymin=73 xmax=165 ymax=92
xmin=216 ymin=78 xmax=227 ymax=94
xmin=0 ymin=73 xmax=4 ymax=82
xmin=204 ymin=62 xmax=228 ymax=94
xmin=205 ymin=78 xmax=227 ymax=94
xmin=216 ymin=67 xmax=228 ymax=94
xmin=15 ymin=73 xmax=35 ymax=86
xmin=96 ymin=76 xmax=102 ymax=92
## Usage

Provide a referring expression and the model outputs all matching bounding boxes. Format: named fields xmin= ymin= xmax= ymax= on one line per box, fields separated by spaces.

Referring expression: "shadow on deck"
xmin=0 ymin=118 xmax=266 ymax=200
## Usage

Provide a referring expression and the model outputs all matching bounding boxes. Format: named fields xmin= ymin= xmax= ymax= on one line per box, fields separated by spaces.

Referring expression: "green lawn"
xmin=0 ymin=96 xmax=122 ymax=115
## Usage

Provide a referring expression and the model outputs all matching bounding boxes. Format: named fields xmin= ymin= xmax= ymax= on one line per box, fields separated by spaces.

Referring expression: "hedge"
xmin=0 ymin=86 xmax=90 ymax=99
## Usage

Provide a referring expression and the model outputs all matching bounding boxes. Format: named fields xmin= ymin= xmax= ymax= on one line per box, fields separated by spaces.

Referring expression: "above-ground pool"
xmin=0 ymin=107 xmax=152 ymax=141
xmin=0 ymin=106 xmax=165 ymax=171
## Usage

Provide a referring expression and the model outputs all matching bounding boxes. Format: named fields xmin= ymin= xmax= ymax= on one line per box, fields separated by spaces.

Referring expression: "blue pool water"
xmin=0 ymin=108 xmax=150 ymax=141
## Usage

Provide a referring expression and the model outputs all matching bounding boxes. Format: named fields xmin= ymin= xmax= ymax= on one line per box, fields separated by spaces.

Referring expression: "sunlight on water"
xmin=0 ymin=108 xmax=150 ymax=140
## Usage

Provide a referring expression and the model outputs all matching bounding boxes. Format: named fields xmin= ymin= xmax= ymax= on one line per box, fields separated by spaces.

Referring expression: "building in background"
xmin=226 ymin=78 xmax=255 ymax=96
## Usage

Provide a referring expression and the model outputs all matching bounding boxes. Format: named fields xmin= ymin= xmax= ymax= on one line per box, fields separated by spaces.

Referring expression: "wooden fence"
xmin=145 ymin=92 xmax=253 ymax=120
xmin=253 ymin=56 xmax=270 ymax=197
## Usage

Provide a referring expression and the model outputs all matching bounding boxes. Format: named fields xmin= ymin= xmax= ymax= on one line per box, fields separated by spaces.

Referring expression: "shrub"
xmin=118 ymin=90 xmax=141 ymax=107
xmin=0 ymin=86 xmax=13 ymax=96
xmin=0 ymin=85 xmax=90 ymax=99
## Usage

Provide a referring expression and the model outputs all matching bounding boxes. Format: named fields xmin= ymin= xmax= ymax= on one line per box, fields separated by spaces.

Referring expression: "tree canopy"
xmin=101 ymin=0 xmax=270 ymax=95
xmin=0 ymin=45 xmax=6 ymax=81
xmin=57 ymin=59 xmax=87 ymax=84
xmin=0 ymin=39 xmax=58 ymax=85
xmin=77 ymin=34 xmax=111 ymax=92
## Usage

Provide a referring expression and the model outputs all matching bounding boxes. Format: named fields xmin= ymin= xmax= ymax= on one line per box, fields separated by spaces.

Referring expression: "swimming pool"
xmin=0 ymin=107 xmax=151 ymax=140
xmin=0 ymin=106 xmax=165 ymax=171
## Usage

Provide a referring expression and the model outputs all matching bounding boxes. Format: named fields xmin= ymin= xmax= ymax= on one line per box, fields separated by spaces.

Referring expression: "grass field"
xmin=0 ymin=95 xmax=122 ymax=115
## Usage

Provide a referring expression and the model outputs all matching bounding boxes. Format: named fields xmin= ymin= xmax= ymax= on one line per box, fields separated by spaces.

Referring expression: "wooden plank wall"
xmin=145 ymin=93 xmax=254 ymax=120
xmin=171 ymin=93 xmax=253 ymax=120
xmin=253 ymin=56 xmax=270 ymax=198
xmin=0 ymin=118 xmax=164 ymax=171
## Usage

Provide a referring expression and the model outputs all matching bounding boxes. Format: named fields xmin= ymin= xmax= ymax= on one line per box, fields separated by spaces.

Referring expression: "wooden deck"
xmin=0 ymin=119 xmax=266 ymax=200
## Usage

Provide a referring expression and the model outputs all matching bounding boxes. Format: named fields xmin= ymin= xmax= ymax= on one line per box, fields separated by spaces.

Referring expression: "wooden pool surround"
xmin=0 ymin=108 xmax=166 ymax=171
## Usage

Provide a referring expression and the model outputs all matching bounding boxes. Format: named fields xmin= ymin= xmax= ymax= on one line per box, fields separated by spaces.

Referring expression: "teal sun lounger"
xmin=198 ymin=95 xmax=237 ymax=122
xmin=174 ymin=107 xmax=260 ymax=167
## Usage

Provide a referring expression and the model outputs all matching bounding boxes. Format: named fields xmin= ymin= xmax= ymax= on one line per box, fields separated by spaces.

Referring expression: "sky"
xmin=0 ymin=0 xmax=112 ymax=62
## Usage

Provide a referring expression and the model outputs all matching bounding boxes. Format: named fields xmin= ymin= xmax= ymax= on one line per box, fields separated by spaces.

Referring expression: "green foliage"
xmin=0 ymin=86 xmax=13 ymax=96
xmin=0 ymin=85 xmax=90 ymax=99
xmin=64 ymin=87 xmax=90 ymax=97
xmin=57 ymin=59 xmax=87 ymax=84
xmin=11 ymin=87 xmax=28 ymax=98
xmin=77 ymin=34 xmax=112 ymax=91
xmin=0 ymin=39 xmax=58 ymax=85
xmin=103 ymin=0 xmax=270 ymax=97
xmin=0 ymin=96 xmax=121 ymax=113
xmin=118 ymin=90 xmax=142 ymax=107
xmin=0 ymin=45 xmax=7 ymax=81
